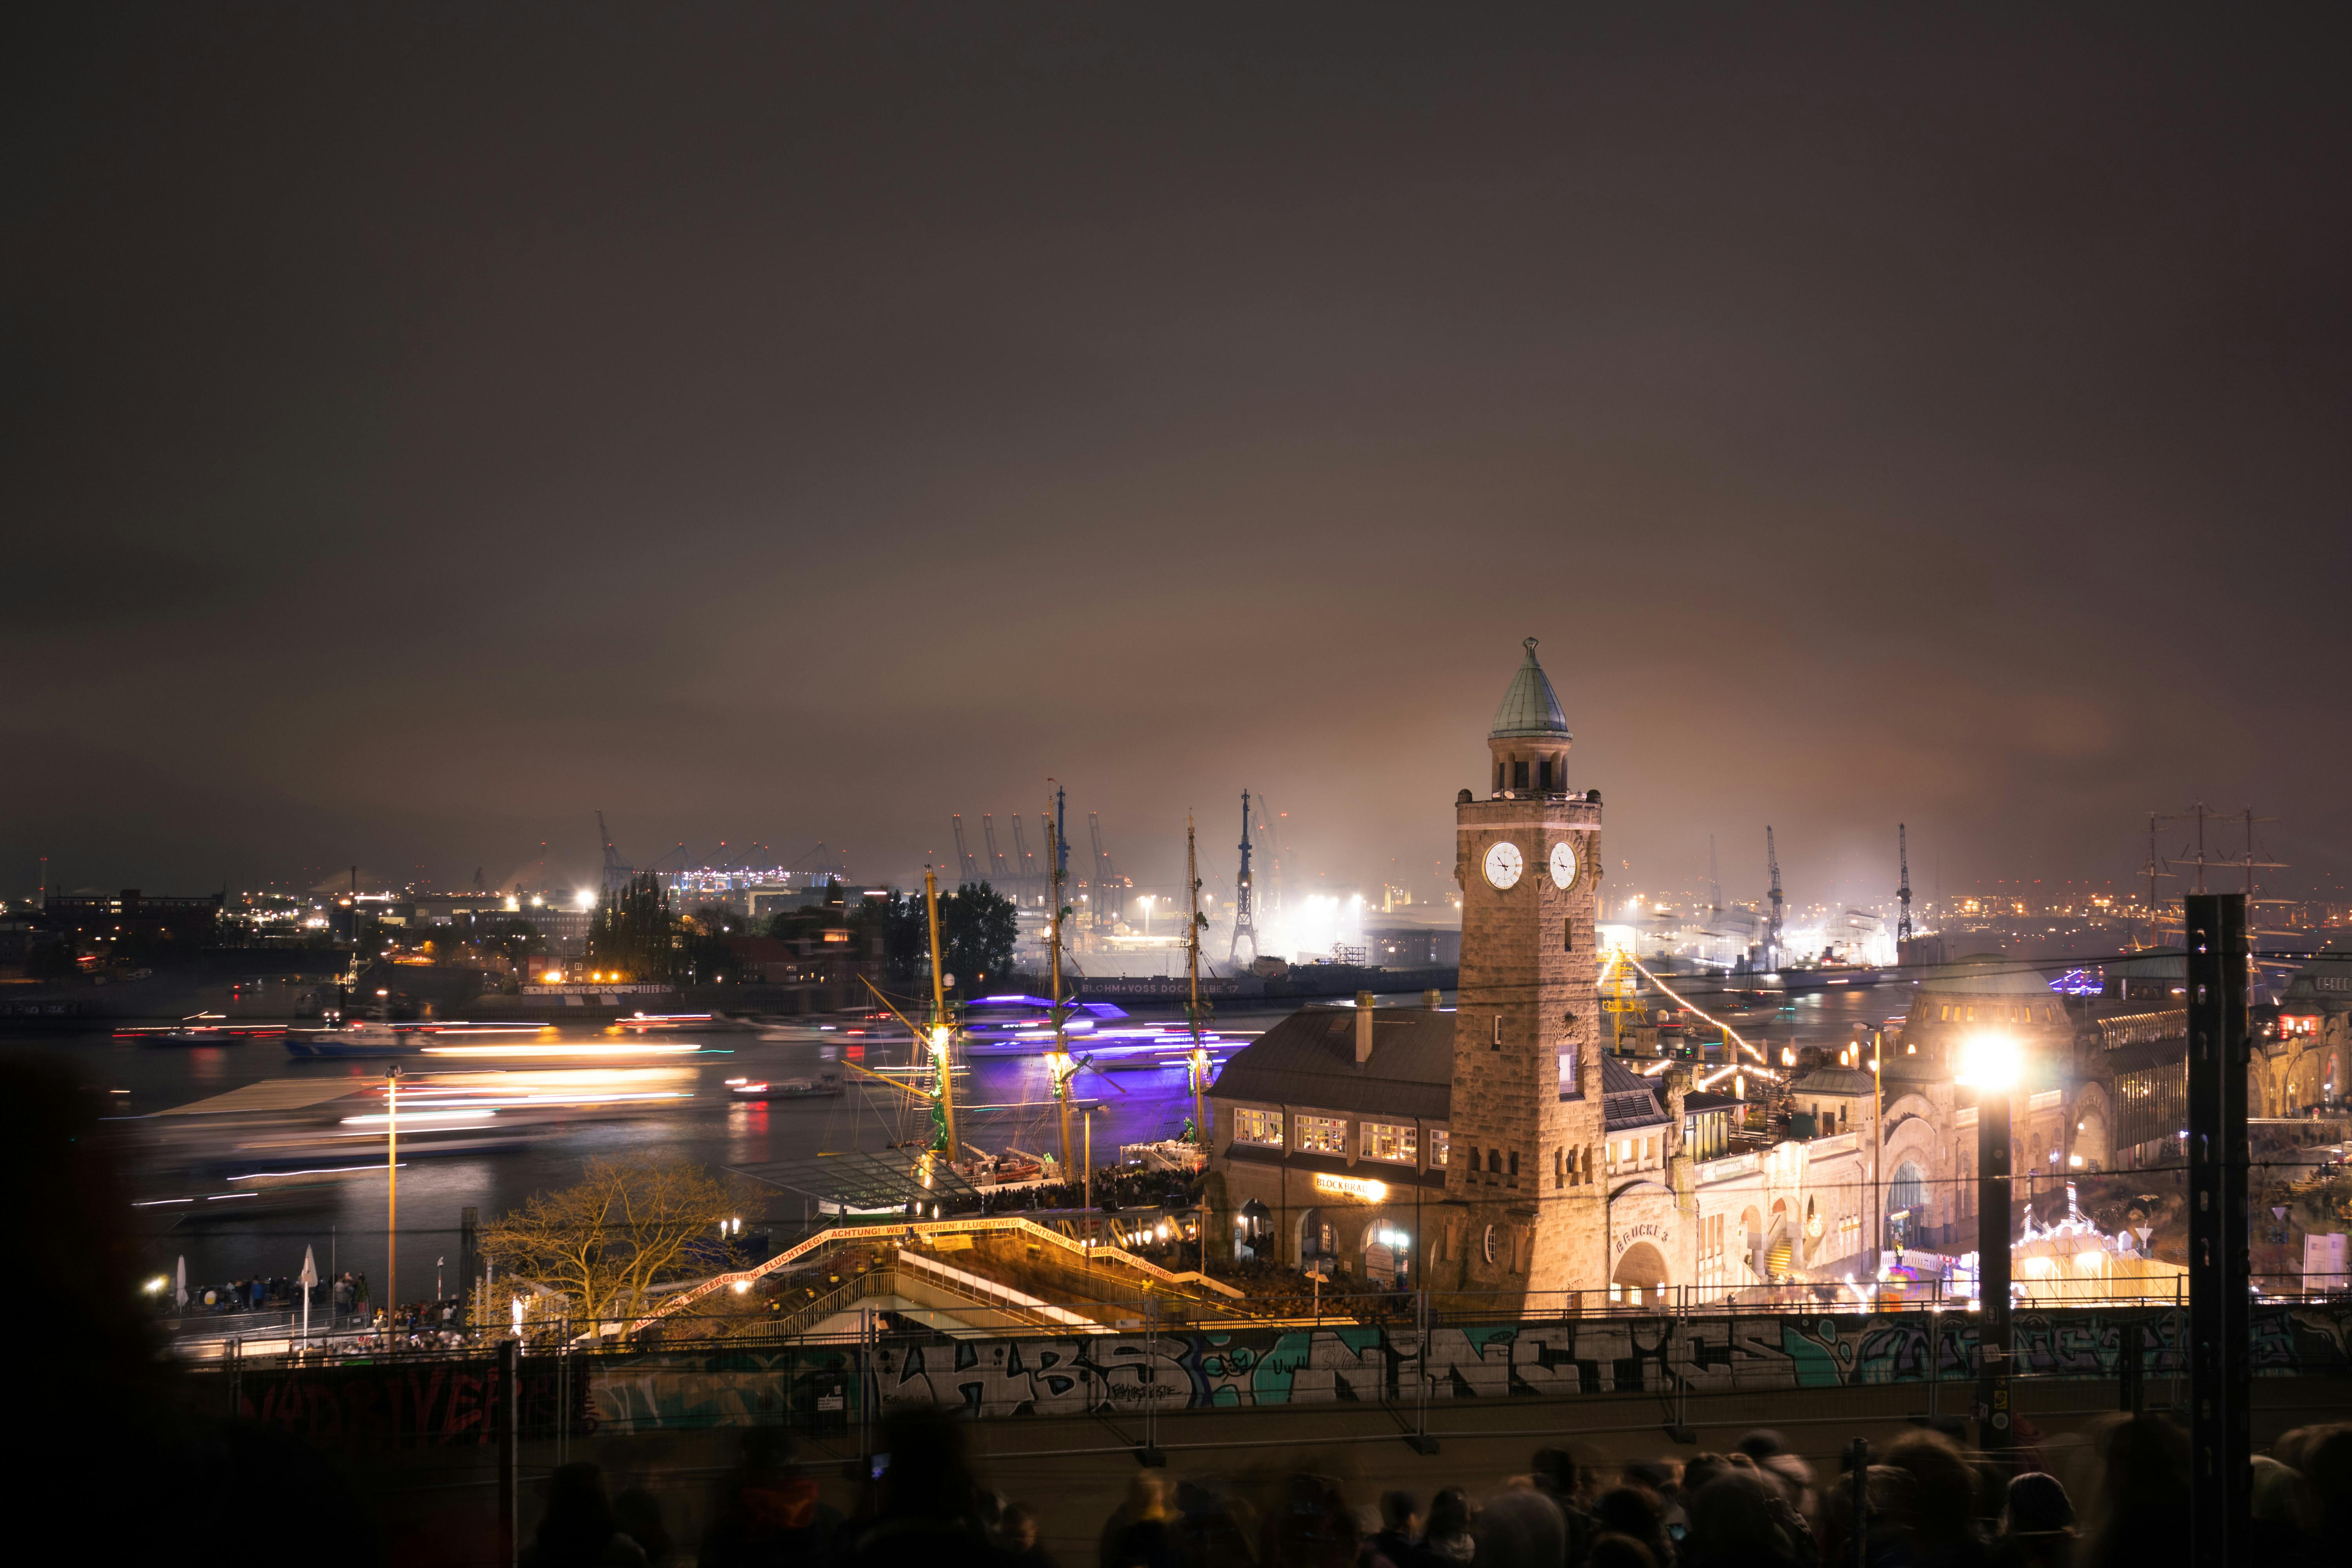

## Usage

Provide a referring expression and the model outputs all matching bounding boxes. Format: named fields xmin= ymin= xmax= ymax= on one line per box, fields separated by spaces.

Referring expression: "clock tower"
xmin=1441 ymin=638 xmax=1608 ymax=1300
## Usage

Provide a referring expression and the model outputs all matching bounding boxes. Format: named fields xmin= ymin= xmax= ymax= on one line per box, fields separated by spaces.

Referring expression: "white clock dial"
xmin=1483 ymin=840 xmax=1524 ymax=890
xmin=1549 ymin=840 xmax=1579 ymax=890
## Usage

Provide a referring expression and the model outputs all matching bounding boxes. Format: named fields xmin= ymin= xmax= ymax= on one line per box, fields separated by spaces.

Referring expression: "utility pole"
xmin=1229 ymin=790 xmax=1259 ymax=964
xmin=2186 ymin=893 xmax=2250 ymax=1565
xmin=1895 ymin=825 xmax=1913 ymax=949
xmin=923 ymin=867 xmax=956 ymax=1157
xmin=1971 ymin=1044 xmax=2013 ymax=1459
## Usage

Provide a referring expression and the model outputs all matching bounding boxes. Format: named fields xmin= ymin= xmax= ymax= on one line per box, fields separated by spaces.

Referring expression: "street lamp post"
xmin=385 ymin=1063 xmax=401 ymax=1337
xmin=1960 ymin=1034 xmax=2017 ymax=1457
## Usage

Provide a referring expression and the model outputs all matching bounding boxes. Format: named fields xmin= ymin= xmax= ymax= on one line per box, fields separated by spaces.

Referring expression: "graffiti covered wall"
xmin=573 ymin=1302 xmax=2352 ymax=1433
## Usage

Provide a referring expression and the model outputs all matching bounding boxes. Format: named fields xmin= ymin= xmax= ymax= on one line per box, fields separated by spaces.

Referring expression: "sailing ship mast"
xmin=1185 ymin=813 xmax=1211 ymax=1145
xmin=1044 ymin=787 xmax=1076 ymax=1176
xmin=923 ymin=866 xmax=956 ymax=1156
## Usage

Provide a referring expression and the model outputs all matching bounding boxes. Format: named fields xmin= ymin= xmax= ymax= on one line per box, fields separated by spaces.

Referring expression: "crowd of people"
xmin=512 ymin=1409 xmax=2352 ymax=1568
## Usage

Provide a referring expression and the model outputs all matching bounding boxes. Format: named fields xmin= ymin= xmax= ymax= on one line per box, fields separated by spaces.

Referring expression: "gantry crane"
xmin=1764 ymin=826 xmax=1784 ymax=971
xmin=982 ymin=815 xmax=1012 ymax=886
xmin=951 ymin=815 xmax=982 ymax=887
xmin=1229 ymin=789 xmax=1259 ymax=964
xmin=1896 ymin=824 xmax=1913 ymax=948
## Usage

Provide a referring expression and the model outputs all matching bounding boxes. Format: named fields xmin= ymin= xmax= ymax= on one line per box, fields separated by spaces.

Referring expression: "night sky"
xmin=7 ymin=9 xmax=2349 ymax=909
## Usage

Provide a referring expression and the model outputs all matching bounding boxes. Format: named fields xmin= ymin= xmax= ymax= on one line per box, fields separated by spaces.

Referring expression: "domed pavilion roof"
xmin=1490 ymin=637 xmax=1570 ymax=739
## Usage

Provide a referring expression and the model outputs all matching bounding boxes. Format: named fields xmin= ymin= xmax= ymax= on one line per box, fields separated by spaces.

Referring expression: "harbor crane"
xmin=1229 ymin=789 xmax=1259 ymax=964
xmin=982 ymin=815 xmax=1012 ymax=886
xmin=1896 ymin=824 xmax=1913 ymax=947
xmin=1010 ymin=815 xmax=1038 ymax=906
xmin=1764 ymin=826 xmax=1784 ymax=971
xmin=597 ymin=811 xmax=633 ymax=895
xmin=1087 ymin=812 xmax=1119 ymax=929
xmin=951 ymin=815 xmax=982 ymax=887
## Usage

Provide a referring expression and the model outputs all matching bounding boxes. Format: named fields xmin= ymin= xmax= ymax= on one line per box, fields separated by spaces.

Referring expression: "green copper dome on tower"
xmin=1489 ymin=637 xmax=1569 ymax=739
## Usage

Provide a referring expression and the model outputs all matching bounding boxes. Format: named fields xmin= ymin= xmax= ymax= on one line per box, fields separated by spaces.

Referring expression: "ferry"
xmin=725 ymin=1072 xmax=842 ymax=1100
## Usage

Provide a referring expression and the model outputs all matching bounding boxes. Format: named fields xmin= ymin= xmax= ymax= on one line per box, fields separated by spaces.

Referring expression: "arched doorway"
xmin=1295 ymin=1208 xmax=1331 ymax=1273
xmin=1887 ymin=1162 xmax=1926 ymax=1250
xmin=1612 ymin=1240 xmax=1670 ymax=1306
xmin=2072 ymin=1099 xmax=2111 ymax=1172
xmin=1361 ymin=1219 xmax=1411 ymax=1288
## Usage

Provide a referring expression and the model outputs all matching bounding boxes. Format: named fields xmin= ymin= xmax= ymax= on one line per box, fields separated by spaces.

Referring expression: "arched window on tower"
xmin=1507 ymin=1150 xmax=1519 ymax=1184
xmin=1486 ymin=1148 xmax=1501 ymax=1174
xmin=1564 ymin=916 xmax=1574 ymax=952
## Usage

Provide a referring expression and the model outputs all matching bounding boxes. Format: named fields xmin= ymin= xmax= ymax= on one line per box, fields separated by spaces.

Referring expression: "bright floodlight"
xmin=575 ymin=889 xmax=597 ymax=910
xmin=1956 ymin=1034 xmax=2020 ymax=1090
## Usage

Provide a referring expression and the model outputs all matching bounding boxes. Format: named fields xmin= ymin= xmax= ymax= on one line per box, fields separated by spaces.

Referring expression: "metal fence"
xmin=203 ymin=1293 xmax=2352 ymax=1457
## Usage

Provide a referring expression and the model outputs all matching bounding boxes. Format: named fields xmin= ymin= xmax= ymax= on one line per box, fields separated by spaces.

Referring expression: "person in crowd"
xmin=1679 ymin=1470 xmax=1813 ymax=1568
xmin=1422 ymin=1488 xmax=1475 ymax=1566
xmin=851 ymin=1406 xmax=999 ymax=1568
xmin=1586 ymin=1535 xmax=1660 ymax=1568
xmin=1362 ymin=1490 xmax=1425 ymax=1568
xmin=1259 ymin=1473 xmax=1359 ymax=1568
xmin=1001 ymin=1504 xmax=1060 ymax=1568
xmin=1530 ymin=1447 xmax=1597 ymax=1563
xmin=2073 ymin=1414 xmax=2187 ymax=1568
xmin=612 ymin=1489 xmax=675 ymax=1568
xmin=1735 ymin=1432 xmax=1819 ymax=1533
xmin=1107 ymin=1476 xmax=1182 ymax=1568
xmin=2304 ymin=1424 xmax=2352 ymax=1552
xmin=1884 ymin=1430 xmax=1988 ymax=1568
xmin=524 ymin=1463 xmax=650 ymax=1568
xmin=1593 ymin=1486 xmax=1674 ymax=1568
xmin=1472 ymin=1486 xmax=1564 ymax=1568
xmin=1172 ymin=1479 xmax=1255 ymax=1568
xmin=1994 ymin=1472 xmax=2073 ymax=1568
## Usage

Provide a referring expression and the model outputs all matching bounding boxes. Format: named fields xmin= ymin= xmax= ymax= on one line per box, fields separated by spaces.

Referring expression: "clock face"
xmin=1483 ymin=840 xmax=1524 ymax=890
xmin=1549 ymin=840 xmax=1579 ymax=890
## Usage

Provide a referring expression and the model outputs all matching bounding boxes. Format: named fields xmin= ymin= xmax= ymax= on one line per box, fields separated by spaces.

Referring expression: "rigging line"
xmin=1618 ymin=949 xmax=1777 ymax=1071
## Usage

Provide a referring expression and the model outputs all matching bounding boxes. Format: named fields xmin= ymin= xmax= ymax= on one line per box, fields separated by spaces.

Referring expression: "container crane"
xmin=1229 ymin=790 xmax=1259 ymax=964
xmin=982 ymin=815 xmax=1012 ymax=886
xmin=597 ymin=811 xmax=633 ymax=896
xmin=1010 ymin=815 xmax=1037 ymax=907
xmin=1896 ymin=824 xmax=1913 ymax=948
xmin=1087 ymin=811 xmax=1119 ymax=930
xmin=1764 ymin=826 xmax=1784 ymax=971
xmin=951 ymin=815 xmax=982 ymax=887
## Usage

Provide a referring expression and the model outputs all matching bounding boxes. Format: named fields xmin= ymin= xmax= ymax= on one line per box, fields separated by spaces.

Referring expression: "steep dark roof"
xmin=1788 ymin=1067 xmax=1878 ymax=1096
xmin=1601 ymin=1053 xmax=1670 ymax=1130
xmin=1683 ymin=1091 xmax=1742 ymax=1114
xmin=1209 ymin=1005 xmax=1453 ymax=1121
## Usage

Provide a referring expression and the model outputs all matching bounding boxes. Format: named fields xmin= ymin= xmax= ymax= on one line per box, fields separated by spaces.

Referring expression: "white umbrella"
xmin=174 ymin=1255 xmax=187 ymax=1311
xmin=298 ymin=1245 xmax=319 ymax=1348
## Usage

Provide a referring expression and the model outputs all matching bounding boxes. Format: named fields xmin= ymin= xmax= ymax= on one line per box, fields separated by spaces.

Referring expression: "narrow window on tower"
xmin=1537 ymin=758 xmax=1552 ymax=791
xmin=1554 ymin=1148 xmax=1564 ymax=1188
xmin=1493 ymin=1015 xmax=1502 ymax=1051
xmin=1506 ymin=1151 xmax=1519 ymax=1185
xmin=1512 ymin=760 xmax=1529 ymax=791
xmin=1563 ymin=916 xmax=1574 ymax=953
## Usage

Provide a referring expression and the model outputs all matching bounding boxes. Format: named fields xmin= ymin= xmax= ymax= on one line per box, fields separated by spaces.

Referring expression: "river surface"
xmin=18 ymin=983 xmax=1902 ymax=1303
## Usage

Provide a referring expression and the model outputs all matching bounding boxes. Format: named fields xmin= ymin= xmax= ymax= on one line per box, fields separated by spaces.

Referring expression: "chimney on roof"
xmin=1355 ymin=991 xmax=1376 ymax=1063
